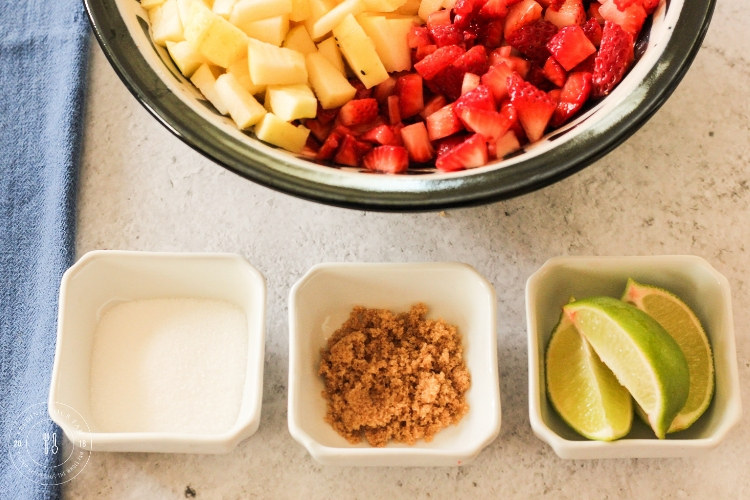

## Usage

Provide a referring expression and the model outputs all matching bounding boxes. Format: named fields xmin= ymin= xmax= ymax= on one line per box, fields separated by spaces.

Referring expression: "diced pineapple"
xmin=142 ymin=0 xmax=166 ymax=10
xmin=332 ymin=15 xmax=389 ymax=88
xmin=254 ymin=114 xmax=310 ymax=153
xmin=311 ymin=0 xmax=365 ymax=40
xmin=235 ymin=15 xmax=289 ymax=46
xmin=289 ymin=0 xmax=312 ymax=21
xmin=150 ymin=0 xmax=184 ymax=46
xmin=316 ymin=36 xmax=346 ymax=75
xmin=177 ymin=0 xmax=197 ymax=24
xmin=306 ymin=52 xmax=357 ymax=108
xmin=166 ymin=40 xmax=208 ymax=77
xmin=190 ymin=63 xmax=229 ymax=114
xmin=303 ymin=0 xmax=337 ymax=38
xmin=283 ymin=25 xmax=317 ymax=55
xmin=215 ymin=73 xmax=267 ymax=128
xmin=227 ymin=58 xmax=265 ymax=95
xmin=247 ymin=38 xmax=308 ymax=86
xmin=357 ymin=16 xmax=413 ymax=72
xmin=363 ymin=0 xmax=407 ymax=12
xmin=441 ymin=0 xmax=456 ymax=8
xmin=212 ymin=0 xmax=237 ymax=18
xmin=266 ymin=84 xmax=317 ymax=121
xmin=394 ymin=0 xmax=420 ymax=15
xmin=184 ymin=2 xmax=248 ymax=67
xmin=417 ymin=0 xmax=443 ymax=21
xmin=229 ymin=0 xmax=292 ymax=25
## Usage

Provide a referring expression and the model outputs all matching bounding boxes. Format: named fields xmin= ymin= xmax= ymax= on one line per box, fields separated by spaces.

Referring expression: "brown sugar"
xmin=319 ymin=303 xmax=470 ymax=447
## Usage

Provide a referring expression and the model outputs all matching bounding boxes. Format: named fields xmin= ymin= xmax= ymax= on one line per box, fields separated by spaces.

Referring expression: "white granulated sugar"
xmin=90 ymin=298 xmax=248 ymax=434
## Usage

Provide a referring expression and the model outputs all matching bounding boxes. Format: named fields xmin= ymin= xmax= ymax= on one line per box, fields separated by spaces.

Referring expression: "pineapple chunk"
xmin=363 ymin=0 xmax=407 ymax=12
xmin=190 ymin=63 xmax=229 ymax=114
xmin=283 ymin=25 xmax=317 ymax=54
xmin=184 ymin=2 xmax=248 ymax=67
xmin=394 ymin=0 xmax=420 ymax=15
xmin=229 ymin=0 xmax=292 ymax=25
xmin=306 ymin=52 xmax=356 ymax=109
xmin=311 ymin=0 xmax=365 ymax=40
xmin=441 ymin=0 xmax=457 ymax=8
xmin=166 ymin=40 xmax=208 ymax=77
xmin=332 ymin=15 xmax=388 ymax=88
xmin=235 ymin=15 xmax=289 ymax=46
xmin=142 ymin=0 xmax=166 ymax=10
xmin=316 ymin=36 xmax=346 ymax=75
xmin=289 ymin=0 xmax=312 ymax=21
xmin=247 ymin=38 xmax=308 ymax=86
xmin=254 ymin=114 xmax=310 ymax=153
xmin=417 ymin=0 xmax=443 ymax=21
xmin=212 ymin=0 xmax=237 ymax=18
xmin=150 ymin=0 xmax=184 ymax=46
xmin=266 ymin=84 xmax=317 ymax=121
xmin=227 ymin=58 xmax=265 ymax=95
xmin=358 ymin=16 xmax=413 ymax=72
xmin=215 ymin=73 xmax=267 ymax=129
xmin=303 ymin=0 xmax=337 ymax=39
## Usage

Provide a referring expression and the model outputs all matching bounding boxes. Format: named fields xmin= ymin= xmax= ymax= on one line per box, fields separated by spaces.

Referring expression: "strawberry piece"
xmin=525 ymin=63 xmax=551 ymax=89
xmin=317 ymin=129 xmax=345 ymax=160
xmin=339 ymin=98 xmax=379 ymax=126
xmin=588 ymin=2 xmax=605 ymax=23
xmin=481 ymin=62 xmax=514 ymax=102
xmin=507 ymin=73 xmax=556 ymax=142
xmin=387 ymin=95 xmax=401 ymax=125
xmin=547 ymin=25 xmax=597 ymax=70
xmin=506 ymin=20 xmax=558 ymax=63
xmin=598 ymin=0 xmax=646 ymax=36
xmin=349 ymin=79 xmax=373 ymax=100
xmin=542 ymin=56 xmax=567 ymax=87
xmin=494 ymin=130 xmax=522 ymax=157
xmin=490 ymin=50 xmax=531 ymax=78
xmin=435 ymin=134 xmax=488 ymax=171
xmin=500 ymin=99 xmax=527 ymax=143
xmin=305 ymin=118 xmax=333 ymax=142
xmin=592 ymin=21 xmax=634 ymax=97
xmin=462 ymin=73 xmax=481 ymax=95
xmin=582 ymin=18 xmax=603 ymax=47
xmin=415 ymin=45 xmax=439 ymax=61
xmin=641 ymin=0 xmax=659 ymax=14
xmin=334 ymin=134 xmax=373 ymax=167
xmin=552 ymin=71 xmax=592 ymax=126
xmin=429 ymin=24 xmax=464 ymax=47
xmin=544 ymin=0 xmax=586 ymax=28
xmin=360 ymin=124 xmax=401 ymax=146
xmin=427 ymin=9 xmax=452 ymax=28
xmin=349 ymin=115 xmax=386 ymax=135
xmin=505 ymin=0 xmax=543 ymax=37
xmin=613 ymin=0 xmax=637 ymax=11
xmin=547 ymin=88 xmax=561 ymax=103
xmin=453 ymin=0 xmax=481 ymax=30
xmin=363 ymin=146 xmax=410 ymax=173
xmin=436 ymin=134 xmax=469 ymax=157
xmin=395 ymin=74 xmax=424 ymax=119
xmin=373 ymin=76 xmax=397 ymax=103
xmin=408 ymin=26 xmax=432 ymax=48
xmin=431 ymin=45 xmax=489 ymax=100
xmin=426 ymin=104 xmax=465 ymax=140
xmin=414 ymin=45 xmax=467 ymax=80
xmin=421 ymin=94 xmax=448 ymax=119
xmin=456 ymin=108 xmax=512 ymax=141
xmin=480 ymin=0 xmax=510 ymax=18
xmin=454 ymin=84 xmax=496 ymax=115
xmin=400 ymin=122 xmax=436 ymax=163
xmin=316 ymin=104 xmax=339 ymax=124
xmin=572 ymin=53 xmax=596 ymax=72
xmin=483 ymin=20 xmax=505 ymax=48
xmin=300 ymin=136 xmax=320 ymax=158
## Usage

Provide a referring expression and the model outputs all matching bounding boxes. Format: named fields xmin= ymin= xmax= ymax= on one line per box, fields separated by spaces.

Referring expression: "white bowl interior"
xmin=289 ymin=263 xmax=500 ymax=464
xmin=527 ymin=256 xmax=742 ymax=457
xmin=49 ymin=251 xmax=266 ymax=453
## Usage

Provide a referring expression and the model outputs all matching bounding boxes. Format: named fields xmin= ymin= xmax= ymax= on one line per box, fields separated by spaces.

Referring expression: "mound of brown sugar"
xmin=319 ymin=303 xmax=470 ymax=447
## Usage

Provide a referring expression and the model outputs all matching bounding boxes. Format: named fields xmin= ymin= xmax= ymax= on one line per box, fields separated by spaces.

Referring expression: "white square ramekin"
xmin=48 ymin=250 xmax=266 ymax=454
xmin=288 ymin=262 xmax=501 ymax=466
xmin=526 ymin=255 xmax=742 ymax=459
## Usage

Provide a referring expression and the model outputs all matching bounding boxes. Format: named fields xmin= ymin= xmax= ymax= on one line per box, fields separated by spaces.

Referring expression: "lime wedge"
xmin=546 ymin=307 xmax=633 ymax=441
xmin=563 ymin=297 xmax=690 ymax=439
xmin=622 ymin=279 xmax=714 ymax=433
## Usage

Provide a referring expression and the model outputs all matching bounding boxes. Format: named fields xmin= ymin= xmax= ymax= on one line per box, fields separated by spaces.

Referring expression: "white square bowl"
xmin=288 ymin=262 xmax=500 ymax=466
xmin=526 ymin=255 xmax=742 ymax=459
xmin=48 ymin=250 xmax=266 ymax=454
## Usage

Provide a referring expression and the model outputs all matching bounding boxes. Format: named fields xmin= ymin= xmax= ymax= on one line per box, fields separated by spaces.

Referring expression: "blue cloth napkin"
xmin=0 ymin=0 xmax=88 ymax=498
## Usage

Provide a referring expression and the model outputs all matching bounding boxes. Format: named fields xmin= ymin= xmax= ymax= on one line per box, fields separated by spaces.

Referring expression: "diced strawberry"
xmin=506 ymin=20 xmax=558 ymax=63
xmin=552 ymin=71 xmax=592 ymax=126
xmin=408 ymin=26 xmax=432 ymax=49
xmin=334 ymin=134 xmax=373 ymax=167
xmin=349 ymin=79 xmax=373 ymax=100
xmin=453 ymin=0 xmax=482 ymax=30
xmin=300 ymin=138 xmax=320 ymax=159
xmin=462 ymin=73 xmax=482 ymax=95
xmin=526 ymin=63 xmax=551 ymax=89
xmin=338 ymin=98 xmax=379 ymax=126
xmin=588 ymin=2 xmax=605 ymax=23
xmin=481 ymin=62 xmax=514 ymax=102
xmin=363 ymin=146 xmax=410 ymax=173
xmin=480 ymin=0 xmax=510 ymax=18
xmin=317 ymin=129 xmax=345 ymax=160
xmin=598 ymin=0 xmax=646 ymax=36
xmin=436 ymin=134 xmax=468 ymax=157
xmin=454 ymin=84 xmax=497 ymax=116
xmin=507 ymin=73 xmax=556 ymax=142
xmin=387 ymin=95 xmax=401 ymax=125
xmin=305 ymin=118 xmax=333 ymax=142
xmin=435 ymin=134 xmax=488 ymax=171
xmin=542 ymin=56 xmax=567 ymax=87
xmin=421 ymin=94 xmax=448 ymax=119
xmin=490 ymin=51 xmax=531 ymax=78
xmin=400 ymin=122 xmax=436 ymax=163
xmin=547 ymin=88 xmax=561 ymax=103
xmin=613 ymin=0 xmax=637 ymax=11
xmin=547 ymin=25 xmax=597 ymax=70
xmin=582 ymin=18 xmax=603 ymax=47
xmin=456 ymin=108 xmax=512 ymax=141
xmin=494 ymin=130 xmax=522 ymax=157
xmin=373 ymin=77 xmax=397 ymax=103
xmin=427 ymin=9 xmax=452 ymax=29
xmin=544 ymin=0 xmax=586 ymax=28
xmin=415 ymin=45 xmax=439 ymax=61
xmin=395 ymin=74 xmax=424 ymax=119
xmin=572 ymin=53 xmax=596 ymax=72
xmin=483 ymin=20 xmax=505 ymax=48
xmin=426 ymin=104 xmax=465 ymax=141
xmin=414 ymin=45 xmax=467 ymax=80
xmin=429 ymin=24 xmax=464 ymax=48
xmin=360 ymin=124 xmax=401 ymax=146
xmin=431 ymin=45 xmax=489 ymax=100
xmin=349 ymin=115 xmax=386 ymax=135
xmin=592 ymin=21 xmax=634 ymax=97
xmin=316 ymin=104 xmax=339 ymax=124
xmin=500 ymin=99 xmax=528 ymax=143
xmin=641 ymin=0 xmax=659 ymax=14
xmin=505 ymin=0 xmax=544 ymax=37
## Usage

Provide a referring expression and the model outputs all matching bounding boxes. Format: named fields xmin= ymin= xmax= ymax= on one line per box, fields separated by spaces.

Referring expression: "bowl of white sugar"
xmin=48 ymin=250 xmax=266 ymax=454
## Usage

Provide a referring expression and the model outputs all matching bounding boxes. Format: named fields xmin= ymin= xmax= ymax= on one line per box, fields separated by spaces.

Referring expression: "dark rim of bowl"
xmin=84 ymin=0 xmax=715 ymax=212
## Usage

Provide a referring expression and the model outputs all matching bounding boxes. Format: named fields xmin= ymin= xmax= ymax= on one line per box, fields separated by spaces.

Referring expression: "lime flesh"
xmin=623 ymin=279 xmax=714 ymax=433
xmin=563 ymin=297 xmax=690 ymax=439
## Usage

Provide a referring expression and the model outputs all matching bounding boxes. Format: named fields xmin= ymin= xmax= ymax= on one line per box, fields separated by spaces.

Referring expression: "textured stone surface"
xmin=65 ymin=3 xmax=749 ymax=497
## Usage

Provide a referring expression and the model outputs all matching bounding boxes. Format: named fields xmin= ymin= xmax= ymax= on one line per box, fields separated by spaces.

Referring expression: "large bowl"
xmin=84 ymin=0 xmax=714 ymax=211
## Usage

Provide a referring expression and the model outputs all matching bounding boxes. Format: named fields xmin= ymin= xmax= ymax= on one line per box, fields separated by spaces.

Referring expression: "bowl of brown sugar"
xmin=288 ymin=262 xmax=500 ymax=467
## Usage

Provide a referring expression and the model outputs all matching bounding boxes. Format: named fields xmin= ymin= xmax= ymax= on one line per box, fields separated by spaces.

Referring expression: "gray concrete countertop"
xmin=65 ymin=2 xmax=749 ymax=497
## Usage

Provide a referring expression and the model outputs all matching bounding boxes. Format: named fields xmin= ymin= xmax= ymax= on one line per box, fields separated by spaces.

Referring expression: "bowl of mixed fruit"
xmin=84 ymin=0 xmax=714 ymax=210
